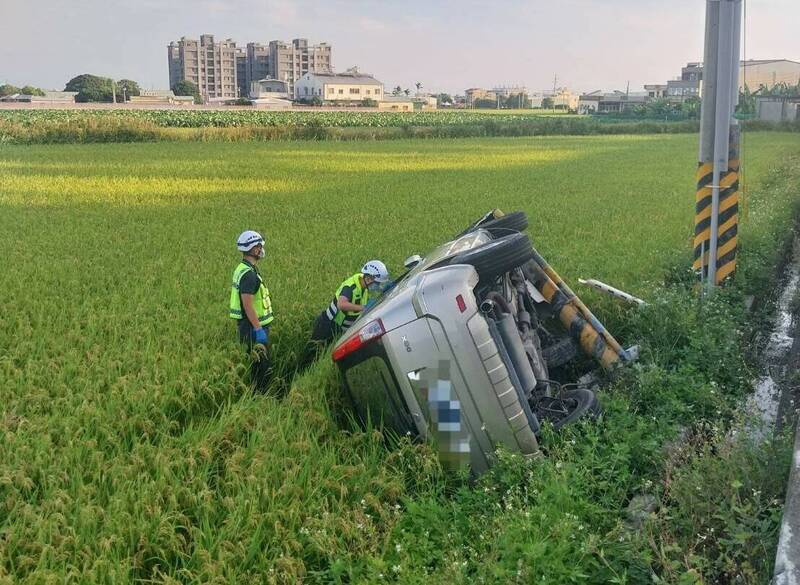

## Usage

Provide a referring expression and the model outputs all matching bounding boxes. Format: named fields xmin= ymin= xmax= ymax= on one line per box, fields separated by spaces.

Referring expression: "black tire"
xmin=541 ymin=336 xmax=579 ymax=368
xmin=588 ymin=392 xmax=604 ymax=418
xmin=467 ymin=211 xmax=529 ymax=238
xmin=534 ymin=388 xmax=598 ymax=430
xmin=449 ymin=233 xmax=535 ymax=282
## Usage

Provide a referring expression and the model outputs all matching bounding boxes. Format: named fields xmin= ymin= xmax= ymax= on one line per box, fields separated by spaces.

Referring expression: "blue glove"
xmin=253 ymin=327 xmax=269 ymax=345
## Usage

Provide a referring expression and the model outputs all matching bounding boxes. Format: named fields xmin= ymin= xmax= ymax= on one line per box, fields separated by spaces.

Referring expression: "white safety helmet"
xmin=361 ymin=260 xmax=390 ymax=283
xmin=236 ymin=230 xmax=265 ymax=253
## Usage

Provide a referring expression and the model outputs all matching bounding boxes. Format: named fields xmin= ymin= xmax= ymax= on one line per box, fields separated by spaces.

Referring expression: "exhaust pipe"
xmin=482 ymin=296 xmax=538 ymax=396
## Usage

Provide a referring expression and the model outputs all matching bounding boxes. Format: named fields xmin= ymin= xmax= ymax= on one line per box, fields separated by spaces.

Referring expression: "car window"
xmin=345 ymin=356 xmax=415 ymax=435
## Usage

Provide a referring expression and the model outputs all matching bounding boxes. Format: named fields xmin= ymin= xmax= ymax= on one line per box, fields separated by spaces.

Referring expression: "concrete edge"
xmin=773 ymin=422 xmax=800 ymax=585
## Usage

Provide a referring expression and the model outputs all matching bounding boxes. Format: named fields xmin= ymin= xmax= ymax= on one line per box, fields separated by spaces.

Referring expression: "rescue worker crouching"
xmin=229 ymin=230 xmax=274 ymax=391
xmin=311 ymin=260 xmax=390 ymax=344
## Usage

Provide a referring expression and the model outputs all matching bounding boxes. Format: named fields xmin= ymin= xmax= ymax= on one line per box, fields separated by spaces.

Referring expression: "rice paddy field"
xmin=1 ymin=132 xmax=800 ymax=583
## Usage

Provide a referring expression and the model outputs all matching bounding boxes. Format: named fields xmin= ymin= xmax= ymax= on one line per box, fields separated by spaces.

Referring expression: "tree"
xmin=0 ymin=84 xmax=20 ymax=97
xmin=392 ymin=85 xmax=402 ymax=96
xmin=504 ymin=93 xmax=531 ymax=109
xmin=436 ymin=93 xmax=453 ymax=106
xmin=415 ymin=81 xmax=423 ymax=94
xmin=65 ymin=74 xmax=116 ymax=102
xmin=172 ymin=80 xmax=202 ymax=104
xmin=761 ymin=81 xmax=800 ymax=97
xmin=403 ymin=88 xmax=411 ymax=96
xmin=19 ymin=85 xmax=45 ymax=96
xmin=361 ymin=97 xmax=378 ymax=107
xmin=541 ymin=97 xmax=554 ymax=109
xmin=473 ymin=98 xmax=496 ymax=109
xmin=681 ymin=96 xmax=701 ymax=119
xmin=116 ymin=79 xmax=141 ymax=101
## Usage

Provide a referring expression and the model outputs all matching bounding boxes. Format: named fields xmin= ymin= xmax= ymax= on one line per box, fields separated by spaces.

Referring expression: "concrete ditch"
xmin=748 ymin=238 xmax=800 ymax=585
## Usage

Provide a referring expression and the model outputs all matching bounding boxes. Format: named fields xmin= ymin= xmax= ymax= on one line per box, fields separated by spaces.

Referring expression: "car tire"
xmin=468 ymin=211 xmax=529 ymax=238
xmin=541 ymin=336 xmax=579 ymax=368
xmin=450 ymin=233 xmax=535 ymax=282
xmin=533 ymin=388 xmax=598 ymax=430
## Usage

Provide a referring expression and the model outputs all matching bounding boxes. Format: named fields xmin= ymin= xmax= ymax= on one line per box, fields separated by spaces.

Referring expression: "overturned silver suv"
xmin=332 ymin=211 xmax=636 ymax=474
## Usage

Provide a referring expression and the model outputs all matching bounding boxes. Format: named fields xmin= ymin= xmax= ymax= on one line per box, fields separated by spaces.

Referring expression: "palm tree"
xmin=415 ymin=82 xmax=423 ymax=95
xmin=403 ymin=88 xmax=411 ymax=96
xmin=392 ymin=85 xmax=402 ymax=96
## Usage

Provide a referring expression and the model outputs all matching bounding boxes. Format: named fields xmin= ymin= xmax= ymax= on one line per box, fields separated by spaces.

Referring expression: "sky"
xmin=0 ymin=0 xmax=797 ymax=95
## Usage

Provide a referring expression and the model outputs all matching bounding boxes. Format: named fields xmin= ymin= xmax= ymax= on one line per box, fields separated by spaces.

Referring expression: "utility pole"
xmin=693 ymin=0 xmax=743 ymax=291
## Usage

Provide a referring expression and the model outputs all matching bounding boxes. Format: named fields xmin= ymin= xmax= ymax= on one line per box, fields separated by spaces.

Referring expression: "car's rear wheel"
xmin=534 ymin=388 xmax=599 ymax=430
xmin=467 ymin=210 xmax=529 ymax=238
xmin=449 ymin=233 xmax=535 ymax=282
xmin=541 ymin=335 xmax=579 ymax=368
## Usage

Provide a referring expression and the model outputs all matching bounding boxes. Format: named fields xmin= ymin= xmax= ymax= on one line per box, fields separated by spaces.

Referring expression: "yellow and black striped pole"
xmin=693 ymin=125 xmax=740 ymax=284
xmin=694 ymin=0 xmax=742 ymax=290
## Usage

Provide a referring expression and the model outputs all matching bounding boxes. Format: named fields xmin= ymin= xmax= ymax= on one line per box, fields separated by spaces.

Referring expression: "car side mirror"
xmin=404 ymin=254 xmax=422 ymax=269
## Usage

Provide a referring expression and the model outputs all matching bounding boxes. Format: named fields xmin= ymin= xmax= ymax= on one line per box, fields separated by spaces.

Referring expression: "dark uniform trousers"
xmin=238 ymin=319 xmax=272 ymax=392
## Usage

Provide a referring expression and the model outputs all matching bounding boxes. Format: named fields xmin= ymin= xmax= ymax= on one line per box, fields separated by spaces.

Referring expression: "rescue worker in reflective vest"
xmin=229 ymin=230 xmax=274 ymax=390
xmin=311 ymin=260 xmax=390 ymax=344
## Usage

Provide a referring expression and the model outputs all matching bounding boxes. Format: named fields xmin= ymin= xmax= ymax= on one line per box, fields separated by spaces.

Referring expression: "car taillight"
xmin=332 ymin=319 xmax=386 ymax=362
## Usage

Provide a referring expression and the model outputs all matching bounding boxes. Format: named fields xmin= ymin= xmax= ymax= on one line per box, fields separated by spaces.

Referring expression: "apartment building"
xmin=168 ymin=35 xmax=240 ymax=101
xmin=236 ymin=50 xmax=248 ymax=98
xmin=244 ymin=43 xmax=270 ymax=96
xmin=169 ymin=36 xmax=332 ymax=101
xmin=268 ymin=39 xmax=332 ymax=95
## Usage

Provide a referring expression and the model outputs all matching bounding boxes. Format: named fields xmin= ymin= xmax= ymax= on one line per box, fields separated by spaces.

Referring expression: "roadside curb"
xmin=773 ymin=424 xmax=800 ymax=585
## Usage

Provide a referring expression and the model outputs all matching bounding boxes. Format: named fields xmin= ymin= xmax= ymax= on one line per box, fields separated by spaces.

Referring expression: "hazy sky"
xmin=1 ymin=0 xmax=797 ymax=94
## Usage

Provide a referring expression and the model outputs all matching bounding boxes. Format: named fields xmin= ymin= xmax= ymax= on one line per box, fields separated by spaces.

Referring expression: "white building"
xmin=294 ymin=68 xmax=383 ymax=102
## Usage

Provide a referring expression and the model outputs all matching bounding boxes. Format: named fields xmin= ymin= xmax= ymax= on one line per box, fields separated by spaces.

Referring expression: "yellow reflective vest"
xmin=229 ymin=261 xmax=274 ymax=327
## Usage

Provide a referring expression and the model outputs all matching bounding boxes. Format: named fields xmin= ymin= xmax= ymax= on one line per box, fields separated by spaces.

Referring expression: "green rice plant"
xmin=0 ymin=133 xmax=798 ymax=583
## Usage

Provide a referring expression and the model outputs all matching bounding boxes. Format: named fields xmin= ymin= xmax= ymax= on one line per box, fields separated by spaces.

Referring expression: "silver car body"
xmin=334 ymin=229 xmax=539 ymax=474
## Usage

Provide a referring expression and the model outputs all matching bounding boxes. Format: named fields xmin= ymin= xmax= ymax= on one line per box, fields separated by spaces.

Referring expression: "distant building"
xmin=247 ymin=79 xmax=292 ymax=110
xmin=740 ymin=59 xmax=800 ymax=90
xmin=578 ymin=90 xmax=648 ymax=114
xmin=250 ymin=78 xmax=290 ymax=99
xmin=412 ymin=95 xmax=438 ymax=110
xmin=530 ymin=88 xmax=579 ymax=110
xmin=655 ymin=59 xmax=800 ymax=102
xmin=168 ymin=35 xmax=333 ymax=102
xmin=236 ymin=50 xmax=248 ymax=98
xmin=168 ymin=35 xmax=240 ymax=101
xmin=465 ymin=88 xmax=496 ymax=107
xmin=465 ymin=86 xmax=533 ymax=108
xmin=492 ymin=85 xmax=528 ymax=99
xmin=244 ymin=43 xmax=270 ymax=95
xmin=294 ymin=68 xmax=382 ymax=102
xmin=0 ymin=91 xmax=77 ymax=103
xmin=756 ymin=96 xmax=800 ymax=122
xmin=644 ymin=84 xmax=668 ymax=99
xmin=128 ymin=90 xmax=194 ymax=105
xmin=269 ymin=39 xmax=332 ymax=96
xmin=378 ymin=96 xmax=414 ymax=112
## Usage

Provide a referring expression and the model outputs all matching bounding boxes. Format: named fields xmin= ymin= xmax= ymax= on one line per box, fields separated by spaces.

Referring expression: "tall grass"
xmin=0 ymin=114 xmax=706 ymax=144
